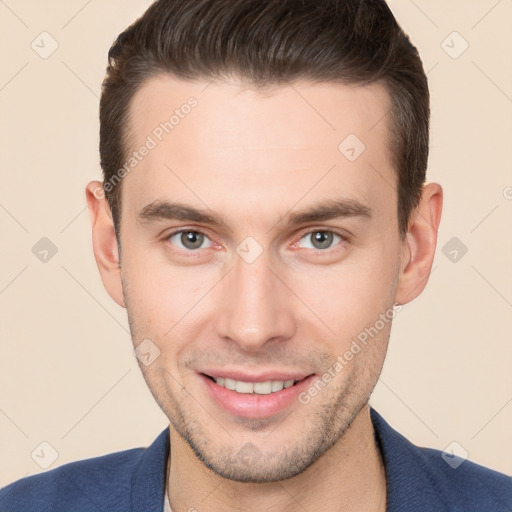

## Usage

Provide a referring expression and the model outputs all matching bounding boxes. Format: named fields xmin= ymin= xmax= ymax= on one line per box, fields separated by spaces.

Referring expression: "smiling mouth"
xmin=202 ymin=374 xmax=310 ymax=395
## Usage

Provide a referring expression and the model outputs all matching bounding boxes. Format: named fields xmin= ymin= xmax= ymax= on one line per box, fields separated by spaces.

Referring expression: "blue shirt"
xmin=1 ymin=408 xmax=510 ymax=511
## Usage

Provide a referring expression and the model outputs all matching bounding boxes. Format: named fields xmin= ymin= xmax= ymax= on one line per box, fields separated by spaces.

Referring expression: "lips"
xmin=199 ymin=371 xmax=316 ymax=419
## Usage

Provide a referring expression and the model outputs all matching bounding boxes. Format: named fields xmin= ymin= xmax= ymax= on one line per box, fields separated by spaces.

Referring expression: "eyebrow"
xmin=137 ymin=198 xmax=372 ymax=228
xmin=138 ymin=201 xmax=225 ymax=227
xmin=287 ymin=199 xmax=372 ymax=225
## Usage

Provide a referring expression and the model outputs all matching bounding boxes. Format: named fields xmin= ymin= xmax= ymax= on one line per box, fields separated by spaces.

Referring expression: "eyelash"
xmin=164 ymin=228 xmax=349 ymax=254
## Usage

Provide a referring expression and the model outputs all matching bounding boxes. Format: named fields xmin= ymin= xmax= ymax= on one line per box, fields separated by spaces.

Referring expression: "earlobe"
xmin=394 ymin=182 xmax=443 ymax=306
xmin=85 ymin=181 xmax=125 ymax=308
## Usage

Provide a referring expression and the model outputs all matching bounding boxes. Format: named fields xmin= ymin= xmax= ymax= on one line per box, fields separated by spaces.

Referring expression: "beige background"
xmin=0 ymin=0 xmax=511 ymax=487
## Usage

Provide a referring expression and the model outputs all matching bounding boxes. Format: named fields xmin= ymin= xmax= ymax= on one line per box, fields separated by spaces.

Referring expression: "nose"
xmin=215 ymin=248 xmax=296 ymax=353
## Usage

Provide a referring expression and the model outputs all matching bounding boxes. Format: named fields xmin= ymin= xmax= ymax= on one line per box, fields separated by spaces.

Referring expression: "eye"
xmin=167 ymin=230 xmax=212 ymax=251
xmin=297 ymin=230 xmax=344 ymax=250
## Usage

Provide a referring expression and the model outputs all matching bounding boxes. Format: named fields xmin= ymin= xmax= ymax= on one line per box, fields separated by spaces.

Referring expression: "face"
xmin=117 ymin=75 xmax=404 ymax=482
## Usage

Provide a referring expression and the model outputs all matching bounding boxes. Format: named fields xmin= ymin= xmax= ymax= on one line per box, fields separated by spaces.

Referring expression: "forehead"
xmin=121 ymin=74 xmax=395 ymax=222
xmin=128 ymin=73 xmax=392 ymax=147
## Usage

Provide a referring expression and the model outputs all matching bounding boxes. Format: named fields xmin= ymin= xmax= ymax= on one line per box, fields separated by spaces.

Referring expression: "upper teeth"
xmin=214 ymin=377 xmax=296 ymax=394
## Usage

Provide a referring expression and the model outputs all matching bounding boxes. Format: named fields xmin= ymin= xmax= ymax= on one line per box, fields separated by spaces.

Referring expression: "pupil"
xmin=182 ymin=231 xmax=203 ymax=249
xmin=313 ymin=231 xmax=332 ymax=249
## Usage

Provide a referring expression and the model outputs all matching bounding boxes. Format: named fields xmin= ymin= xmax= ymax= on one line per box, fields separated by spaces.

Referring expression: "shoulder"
xmin=0 ymin=446 xmax=146 ymax=512
xmin=0 ymin=427 xmax=169 ymax=512
xmin=416 ymin=445 xmax=512 ymax=509
xmin=370 ymin=408 xmax=512 ymax=511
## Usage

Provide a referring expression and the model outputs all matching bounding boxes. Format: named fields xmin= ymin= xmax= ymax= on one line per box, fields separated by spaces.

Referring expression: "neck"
xmin=167 ymin=405 xmax=386 ymax=512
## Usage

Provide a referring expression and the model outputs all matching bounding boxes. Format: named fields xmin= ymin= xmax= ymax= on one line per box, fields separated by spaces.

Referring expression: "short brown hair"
xmin=100 ymin=0 xmax=429 ymax=244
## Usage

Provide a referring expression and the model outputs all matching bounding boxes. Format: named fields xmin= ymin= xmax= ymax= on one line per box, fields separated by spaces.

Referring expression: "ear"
xmin=394 ymin=182 xmax=443 ymax=305
xmin=85 ymin=181 xmax=125 ymax=308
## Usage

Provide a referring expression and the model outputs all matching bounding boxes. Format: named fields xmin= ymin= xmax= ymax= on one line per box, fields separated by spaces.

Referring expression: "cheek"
xmin=122 ymin=253 xmax=212 ymax=338
xmin=293 ymin=257 xmax=396 ymax=339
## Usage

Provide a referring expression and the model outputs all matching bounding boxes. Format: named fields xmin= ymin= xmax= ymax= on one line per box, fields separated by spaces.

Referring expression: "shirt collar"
xmin=370 ymin=408 xmax=447 ymax=512
xmin=130 ymin=408 xmax=447 ymax=512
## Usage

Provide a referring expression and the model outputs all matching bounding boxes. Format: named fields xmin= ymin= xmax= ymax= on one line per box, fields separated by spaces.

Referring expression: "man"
xmin=1 ymin=0 xmax=510 ymax=511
